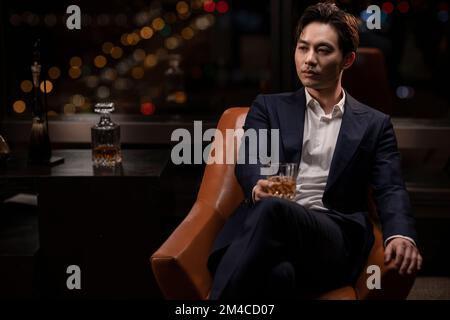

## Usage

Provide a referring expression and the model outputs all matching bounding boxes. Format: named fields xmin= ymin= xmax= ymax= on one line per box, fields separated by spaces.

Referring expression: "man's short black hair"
xmin=295 ymin=1 xmax=360 ymax=56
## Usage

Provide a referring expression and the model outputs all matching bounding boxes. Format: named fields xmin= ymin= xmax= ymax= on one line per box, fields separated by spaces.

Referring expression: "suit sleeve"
xmin=371 ymin=116 xmax=418 ymax=244
xmin=235 ymin=94 xmax=271 ymax=203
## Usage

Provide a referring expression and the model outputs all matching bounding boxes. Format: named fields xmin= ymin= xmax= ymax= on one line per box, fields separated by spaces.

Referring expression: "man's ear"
xmin=342 ymin=51 xmax=356 ymax=70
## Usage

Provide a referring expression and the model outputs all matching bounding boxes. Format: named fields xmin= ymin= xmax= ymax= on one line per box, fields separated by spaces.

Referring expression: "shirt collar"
xmin=305 ymin=88 xmax=346 ymax=117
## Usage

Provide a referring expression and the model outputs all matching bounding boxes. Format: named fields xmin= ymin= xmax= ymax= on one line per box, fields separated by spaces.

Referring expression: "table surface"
xmin=0 ymin=149 xmax=170 ymax=178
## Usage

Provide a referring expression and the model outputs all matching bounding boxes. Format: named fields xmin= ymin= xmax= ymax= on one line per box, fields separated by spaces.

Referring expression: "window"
xmin=1 ymin=0 xmax=272 ymax=121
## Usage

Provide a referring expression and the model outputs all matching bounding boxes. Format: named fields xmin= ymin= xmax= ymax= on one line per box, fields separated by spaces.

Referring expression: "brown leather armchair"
xmin=151 ymin=107 xmax=415 ymax=300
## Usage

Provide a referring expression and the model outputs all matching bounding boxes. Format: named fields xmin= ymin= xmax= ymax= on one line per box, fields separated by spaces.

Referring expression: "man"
xmin=207 ymin=2 xmax=422 ymax=299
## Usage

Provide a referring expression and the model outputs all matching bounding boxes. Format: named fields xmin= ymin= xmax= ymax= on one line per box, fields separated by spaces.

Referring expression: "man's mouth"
xmin=301 ymin=70 xmax=319 ymax=75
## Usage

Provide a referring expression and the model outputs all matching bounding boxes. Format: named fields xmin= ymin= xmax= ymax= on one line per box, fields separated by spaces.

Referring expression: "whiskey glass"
xmin=265 ymin=163 xmax=298 ymax=200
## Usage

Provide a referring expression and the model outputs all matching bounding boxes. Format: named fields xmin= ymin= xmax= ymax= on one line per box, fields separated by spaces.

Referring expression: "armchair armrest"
xmin=355 ymin=224 xmax=416 ymax=299
xmin=151 ymin=200 xmax=226 ymax=299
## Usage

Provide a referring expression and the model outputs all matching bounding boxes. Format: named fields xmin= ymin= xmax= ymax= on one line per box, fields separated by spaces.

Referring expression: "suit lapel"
xmin=277 ymin=88 xmax=306 ymax=164
xmin=325 ymin=93 xmax=370 ymax=193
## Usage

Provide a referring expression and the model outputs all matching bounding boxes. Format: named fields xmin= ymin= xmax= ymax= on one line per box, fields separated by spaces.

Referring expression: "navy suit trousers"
xmin=210 ymin=197 xmax=367 ymax=299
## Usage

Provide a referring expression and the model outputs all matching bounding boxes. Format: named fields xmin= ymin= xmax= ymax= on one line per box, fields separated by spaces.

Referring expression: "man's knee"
xmin=255 ymin=197 xmax=308 ymax=224
xmin=265 ymin=261 xmax=296 ymax=298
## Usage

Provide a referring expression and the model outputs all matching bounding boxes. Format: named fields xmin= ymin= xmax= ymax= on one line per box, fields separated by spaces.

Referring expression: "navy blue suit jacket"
xmin=208 ymin=88 xmax=417 ymax=285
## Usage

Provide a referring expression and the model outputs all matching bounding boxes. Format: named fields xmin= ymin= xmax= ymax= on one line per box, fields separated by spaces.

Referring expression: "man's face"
xmin=295 ymin=22 xmax=347 ymax=90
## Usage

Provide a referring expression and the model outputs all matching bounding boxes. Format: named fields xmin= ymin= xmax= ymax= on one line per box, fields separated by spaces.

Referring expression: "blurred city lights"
xmin=20 ymin=80 xmax=33 ymax=93
xmin=94 ymin=55 xmax=107 ymax=68
xmin=203 ymin=0 xmax=215 ymax=13
xmin=176 ymin=1 xmax=190 ymax=15
xmin=398 ymin=1 xmax=410 ymax=14
xmin=48 ymin=66 xmax=61 ymax=80
xmin=111 ymin=46 xmax=123 ymax=59
xmin=131 ymin=67 xmax=145 ymax=79
xmin=144 ymin=54 xmax=158 ymax=68
xmin=71 ymin=94 xmax=86 ymax=107
xmin=382 ymin=2 xmax=394 ymax=14
xmin=69 ymin=67 xmax=81 ymax=79
xmin=70 ymin=56 xmax=82 ymax=67
xmin=140 ymin=102 xmax=156 ymax=115
xmin=140 ymin=26 xmax=154 ymax=39
xmin=97 ymin=86 xmax=110 ymax=99
xmin=152 ymin=18 xmax=165 ymax=31
xmin=165 ymin=37 xmax=180 ymax=50
xmin=396 ymin=86 xmax=415 ymax=99
xmin=133 ymin=49 xmax=146 ymax=62
xmin=40 ymin=80 xmax=53 ymax=93
xmin=13 ymin=100 xmax=26 ymax=113
xmin=216 ymin=1 xmax=229 ymax=14
xmin=181 ymin=27 xmax=194 ymax=40
xmin=102 ymin=42 xmax=114 ymax=54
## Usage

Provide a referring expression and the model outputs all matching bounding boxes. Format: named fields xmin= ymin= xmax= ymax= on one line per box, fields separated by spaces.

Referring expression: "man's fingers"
xmin=254 ymin=186 xmax=272 ymax=201
xmin=394 ymin=244 xmax=405 ymax=269
xmin=417 ymin=253 xmax=423 ymax=271
xmin=407 ymin=250 xmax=418 ymax=275
xmin=257 ymin=179 xmax=271 ymax=188
xmin=384 ymin=243 xmax=393 ymax=263
xmin=399 ymin=246 xmax=412 ymax=275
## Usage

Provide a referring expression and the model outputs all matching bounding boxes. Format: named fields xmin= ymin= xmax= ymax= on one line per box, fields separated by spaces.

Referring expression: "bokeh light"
xmin=140 ymin=102 xmax=156 ymax=115
xmin=94 ymin=55 xmax=107 ymax=68
xmin=203 ymin=0 xmax=215 ymax=13
xmin=40 ymin=80 xmax=53 ymax=93
xmin=102 ymin=42 xmax=114 ymax=54
xmin=97 ymin=86 xmax=110 ymax=99
xmin=181 ymin=27 xmax=194 ymax=40
xmin=144 ymin=54 xmax=158 ymax=68
xmin=71 ymin=94 xmax=86 ymax=107
xmin=382 ymin=2 xmax=394 ymax=14
xmin=176 ymin=1 xmax=190 ymax=15
xmin=165 ymin=37 xmax=180 ymax=50
xmin=140 ymin=26 xmax=154 ymax=39
xmin=191 ymin=0 xmax=203 ymax=10
xmin=398 ymin=1 xmax=410 ymax=14
xmin=396 ymin=86 xmax=415 ymax=99
xmin=111 ymin=46 xmax=123 ymax=59
xmin=13 ymin=100 xmax=26 ymax=113
xmin=48 ymin=66 xmax=61 ymax=79
xmin=131 ymin=67 xmax=145 ymax=79
xmin=216 ymin=1 xmax=229 ymax=14
xmin=69 ymin=67 xmax=81 ymax=79
xmin=20 ymin=80 xmax=33 ymax=93
xmin=152 ymin=17 xmax=165 ymax=31
xmin=70 ymin=56 xmax=82 ymax=68
xmin=63 ymin=103 xmax=76 ymax=114
xmin=133 ymin=49 xmax=146 ymax=62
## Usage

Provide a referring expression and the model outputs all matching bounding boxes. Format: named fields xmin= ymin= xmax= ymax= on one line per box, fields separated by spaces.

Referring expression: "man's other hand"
xmin=385 ymin=238 xmax=423 ymax=275
xmin=253 ymin=179 xmax=274 ymax=202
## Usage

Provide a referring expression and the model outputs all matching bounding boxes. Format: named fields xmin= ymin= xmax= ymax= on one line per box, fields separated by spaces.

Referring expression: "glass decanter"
xmin=91 ymin=102 xmax=122 ymax=167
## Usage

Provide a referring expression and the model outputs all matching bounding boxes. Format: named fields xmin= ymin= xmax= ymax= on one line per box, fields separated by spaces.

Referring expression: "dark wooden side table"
xmin=0 ymin=149 xmax=171 ymax=298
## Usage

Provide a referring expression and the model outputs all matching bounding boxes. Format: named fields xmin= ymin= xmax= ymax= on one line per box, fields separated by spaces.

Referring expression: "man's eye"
xmin=318 ymin=48 xmax=330 ymax=53
xmin=298 ymin=46 xmax=308 ymax=51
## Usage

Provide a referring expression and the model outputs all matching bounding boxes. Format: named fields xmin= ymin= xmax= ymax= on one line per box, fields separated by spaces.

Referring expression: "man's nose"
xmin=304 ymin=49 xmax=317 ymax=66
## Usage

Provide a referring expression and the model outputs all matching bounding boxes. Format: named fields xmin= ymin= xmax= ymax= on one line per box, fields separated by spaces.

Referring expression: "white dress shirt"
xmin=294 ymin=89 xmax=345 ymax=211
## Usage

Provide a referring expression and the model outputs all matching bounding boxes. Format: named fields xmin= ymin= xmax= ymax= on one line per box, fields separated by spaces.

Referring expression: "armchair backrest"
xmin=197 ymin=107 xmax=248 ymax=220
